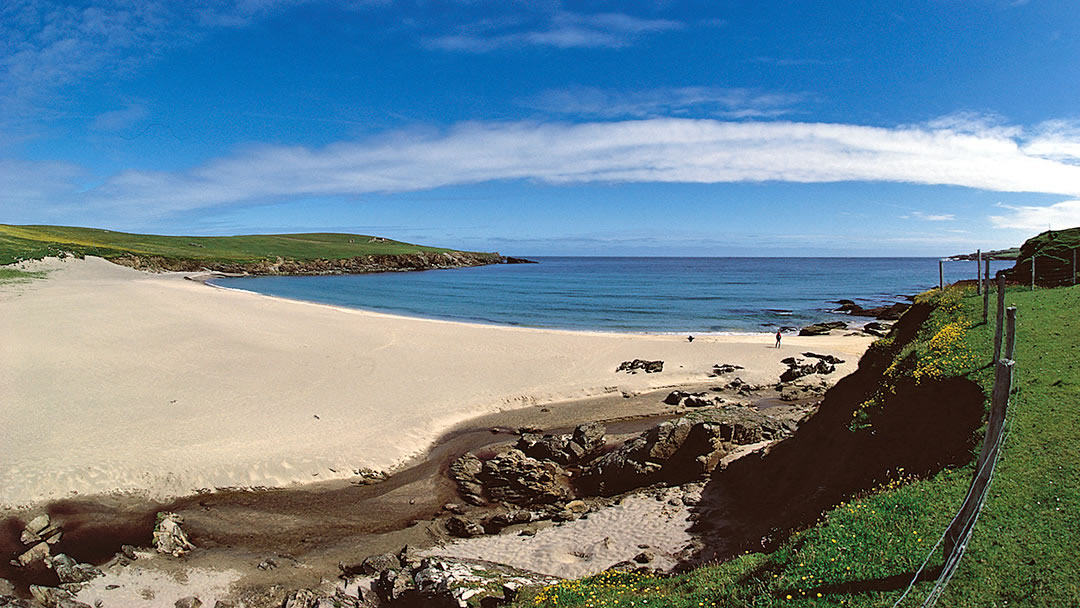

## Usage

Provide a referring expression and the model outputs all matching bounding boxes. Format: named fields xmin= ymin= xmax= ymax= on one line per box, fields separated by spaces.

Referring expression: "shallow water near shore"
xmin=214 ymin=257 xmax=1014 ymax=333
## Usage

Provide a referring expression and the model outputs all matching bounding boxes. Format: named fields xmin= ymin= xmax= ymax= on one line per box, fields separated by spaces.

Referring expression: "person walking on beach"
xmin=775 ymin=329 xmax=782 ymax=348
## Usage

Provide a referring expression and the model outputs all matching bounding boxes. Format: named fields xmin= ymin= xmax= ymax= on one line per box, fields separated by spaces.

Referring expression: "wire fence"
xmin=890 ymin=287 xmax=1018 ymax=607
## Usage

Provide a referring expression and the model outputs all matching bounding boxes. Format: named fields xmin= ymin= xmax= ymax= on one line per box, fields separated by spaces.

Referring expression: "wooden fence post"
xmin=939 ymin=260 xmax=944 ymax=291
xmin=993 ymin=274 xmax=1006 ymax=363
xmin=977 ymin=250 xmax=982 ymax=295
xmin=1031 ymin=256 xmax=1036 ymax=290
xmin=983 ymin=259 xmax=990 ymax=323
xmin=1005 ymin=307 xmax=1017 ymax=361
xmin=943 ymin=358 xmax=1014 ymax=558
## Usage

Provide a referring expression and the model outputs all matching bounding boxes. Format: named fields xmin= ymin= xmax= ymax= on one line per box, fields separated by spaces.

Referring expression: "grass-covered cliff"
xmin=0 ymin=224 xmax=503 ymax=273
xmin=517 ymin=283 xmax=1080 ymax=606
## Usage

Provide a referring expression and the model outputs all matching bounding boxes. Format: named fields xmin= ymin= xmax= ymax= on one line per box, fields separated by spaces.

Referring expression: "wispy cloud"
xmin=6 ymin=117 xmax=1080 ymax=222
xmin=989 ymin=200 xmax=1080 ymax=231
xmin=908 ymin=211 xmax=956 ymax=221
xmin=425 ymin=11 xmax=683 ymax=52
xmin=522 ymin=86 xmax=807 ymax=119
xmin=90 ymin=103 xmax=149 ymax=132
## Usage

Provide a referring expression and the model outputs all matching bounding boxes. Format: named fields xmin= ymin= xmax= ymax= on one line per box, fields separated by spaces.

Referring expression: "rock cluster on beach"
xmin=615 ymin=359 xmax=664 ymax=374
xmin=779 ymin=353 xmax=842 ymax=383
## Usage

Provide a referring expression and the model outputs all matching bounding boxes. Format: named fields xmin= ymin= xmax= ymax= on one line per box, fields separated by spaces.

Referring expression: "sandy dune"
xmin=0 ymin=257 xmax=872 ymax=507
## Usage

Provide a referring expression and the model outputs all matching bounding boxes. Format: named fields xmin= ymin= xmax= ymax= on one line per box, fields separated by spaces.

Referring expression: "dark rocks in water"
xmin=708 ymin=363 xmax=744 ymax=377
xmin=502 ymin=256 xmax=539 ymax=264
xmin=831 ymin=300 xmax=910 ymax=320
xmin=616 ymin=359 xmax=664 ymax=374
xmin=801 ymin=352 xmax=845 ymax=365
xmin=798 ymin=321 xmax=848 ymax=336
xmin=516 ymin=423 xmax=606 ymax=466
xmin=780 ymin=358 xmax=836 ymax=383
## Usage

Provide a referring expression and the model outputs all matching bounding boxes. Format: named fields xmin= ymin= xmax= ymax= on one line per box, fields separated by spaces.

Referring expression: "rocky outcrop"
xmin=780 ymin=357 xmax=836 ymax=382
xmin=833 ymin=300 xmax=910 ymax=320
xmin=153 ymin=512 xmax=195 ymax=557
xmin=708 ymin=363 xmax=744 ymax=377
xmin=10 ymin=514 xmax=62 ymax=568
xmin=363 ymin=556 xmax=559 ymax=607
xmin=46 ymin=554 xmax=102 ymax=585
xmin=863 ymin=321 xmax=892 ymax=337
xmin=515 ymin=422 xmax=606 ymax=465
xmin=578 ymin=409 xmax=793 ymax=496
xmin=663 ymin=391 xmax=721 ymax=408
xmin=798 ymin=321 xmax=848 ymax=336
xmin=450 ymin=449 xmax=571 ymax=506
xmin=616 ymin=359 xmax=664 ymax=374
xmin=28 ymin=585 xmax=90 ymax=608
xmin=108 ymin=250 xmax=505 ymax=275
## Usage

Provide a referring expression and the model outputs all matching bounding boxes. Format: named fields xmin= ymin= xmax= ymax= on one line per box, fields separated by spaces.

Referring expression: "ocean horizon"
xmin=211 ymin=256 xmax=1016 ymax=334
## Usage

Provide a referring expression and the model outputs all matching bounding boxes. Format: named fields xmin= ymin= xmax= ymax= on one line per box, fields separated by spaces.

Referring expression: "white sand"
xmin=0 ymin=257 xmax=872 ymax=507
xmin=427 ymin=487 xmax=698 ymax=578
xmin=73 ymin=553 xmax=240 ymax=608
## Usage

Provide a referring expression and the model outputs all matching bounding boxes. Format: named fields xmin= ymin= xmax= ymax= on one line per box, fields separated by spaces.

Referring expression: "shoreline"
xmin=1 ymin=256 xmax=873 ymax=509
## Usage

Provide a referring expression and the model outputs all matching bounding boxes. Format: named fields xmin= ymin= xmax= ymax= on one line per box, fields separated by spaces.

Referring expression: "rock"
xmin=360 ymin=553 xmax=401 ymax=575
xmin=709 ymin=363 xmax=744 ymax=377
xmin=280 ymin=589 xmax=320 ymax=608
xmin=801 ymin=352 xmax=845 ymax=364
xmin=120 ymin=545 xmax=138 ymax=561
xmin=798 ymin=321 xmax=847 ymax=336
xmin=664 ymin=390 xmax=716 ymax=408
xmin=399 ymin=544 xmax=422 ymax=568
xmin=28 ymin=586 xmax=90 ymax=608
xmin=482 ymin=509 xmax=534 ymax=534
xmin=564 ymin=500 xmax=588 ymax=513
xmin=48 ymin=554 xmax=102 ymax=585
xmin=633 ymin=550 xmax=655 ymax=564
xmin=20 ymin=515 xmax=56 ymax=545
xmin=443 ymin=503 xmax=466 ymax=515
xmin=516 ymin=423 xmax=606 ymax=465
xmin=479 ymin=449 xmax=571 ymax=505
xmin=13 ymin=542 xmax=49 ymax=567
xmin=153 ymin=512 xmax=195 ymax=557
xmin=615 ymin=359 xmax=664 ymax=374
xmin=780 ymin=358 xmax=836 ymax=382
xmin=175 ymin=597 xmax=202 ymax=608
xmin=412 ymin=558 xmax=559 ymax=608
xmin=449 ymin=453 xmax=486 ymax=505
xmin=863 ymin=321 xmax=891 ymax=337
xmin=374 ymin=568 xmax=413 ymax=603
xmin=445 ymin=516 xmax=485 ymax=538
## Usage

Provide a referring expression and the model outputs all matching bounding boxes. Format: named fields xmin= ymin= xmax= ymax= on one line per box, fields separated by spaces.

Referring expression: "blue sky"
xmin=3 ymin=1 xmax=1080 ymax=255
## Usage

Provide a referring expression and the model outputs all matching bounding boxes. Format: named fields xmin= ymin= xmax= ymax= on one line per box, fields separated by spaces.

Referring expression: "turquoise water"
xmin=212 ymin=257 xmax=1014 ymax=334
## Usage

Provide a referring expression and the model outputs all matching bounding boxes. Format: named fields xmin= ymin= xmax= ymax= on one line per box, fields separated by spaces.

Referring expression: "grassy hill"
xmin=516 ymin=283 xmax=1080 ymax=606
xmin=0 ymin=224 xmax=469 ymax=266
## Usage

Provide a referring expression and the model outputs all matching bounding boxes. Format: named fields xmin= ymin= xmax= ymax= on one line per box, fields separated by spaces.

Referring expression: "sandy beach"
xmin=0 ymin=257 xmax=873 ymax=509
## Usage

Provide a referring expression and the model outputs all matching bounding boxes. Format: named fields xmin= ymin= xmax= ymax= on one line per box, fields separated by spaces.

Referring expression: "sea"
xmin=211 ymin=257 xmax=1016 ymax=334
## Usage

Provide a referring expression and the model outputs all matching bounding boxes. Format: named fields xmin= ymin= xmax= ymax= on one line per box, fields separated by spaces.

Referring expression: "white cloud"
xmin=425 ymin=11 xmax=683 ymax=51
xmin=910 ymin=211 xmax=956 ymax=221
xmin=523 ymin=87 xmax=806 ymax=119
xmin=989 ymin=200 xmax=1080 ymax=231
xmin=1022 ymin=120 xmax=1080 ymax=164
xmin=48 ymin=117 xmax=1080 ymax=219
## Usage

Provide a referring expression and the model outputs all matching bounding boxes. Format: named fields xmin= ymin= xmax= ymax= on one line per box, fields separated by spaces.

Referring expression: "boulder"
xmin=798 ymin=321 xmax=847 ymax=336
xmin=153 ymin=512 xmax=195 ymax=557
xmin=801 ymin=352 xmax=845 ymax=365
xmin=708 ymin=363 xmax=744 ymax=377
xmin=280 ymin=589 xmax=320 ymax=608
xmin=47 ymin=554 xmax=102 ymax=585
xmin=863 ymin=322 xmax=891 ymax=337
xmin=477 ymin=449 xmax=571 ymax=505
xmin=780 ymin=358 xmax=835 ymax=382
xmin=615 ymin=359 xmax=664 ymax=374
xmin=445 ymin=516 xmax=485 ymax=538
xmin=174 ymin=597 xmax=202 ymax=608
xmin=411 ymin=558 xmax=559 ymax=608
xmin=482 ymin=509 xmax=535 ymax=534
xmin=13 ymin=542 xmax=49 ymax=567
xmin=374 ymin=568 xmax=414 ymax=604
xmin=0 ymin=578 xmax=15 ymax=597
xmin=28 ymin=586 xmax=90 ymax=608
xmin=449 ymin=453 xmax=486 ymax=506
xmin=360 ymin=552 xmax=401 ymax=575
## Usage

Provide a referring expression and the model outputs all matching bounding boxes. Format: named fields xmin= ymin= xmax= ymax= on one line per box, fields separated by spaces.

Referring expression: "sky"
xmin=3 ymin=0 xmax=1080 ymax=256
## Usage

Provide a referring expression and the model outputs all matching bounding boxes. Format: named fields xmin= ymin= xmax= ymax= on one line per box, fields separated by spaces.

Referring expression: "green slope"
xmin=516 ymin=284 xmax=1080 ymax=607
xmin=0 ymin=224 xmax=466 ymax=266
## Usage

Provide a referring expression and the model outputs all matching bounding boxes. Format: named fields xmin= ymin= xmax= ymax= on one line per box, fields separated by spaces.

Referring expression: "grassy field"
xmin=516 ymin=283 xmax=1080 ymax=607
xmin=0 ymin=224 xmax=460 ymax=266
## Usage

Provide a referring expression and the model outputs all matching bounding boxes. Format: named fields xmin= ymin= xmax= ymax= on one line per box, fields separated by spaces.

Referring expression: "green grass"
xmin=0 ymin=268 xmax=49 ymax=282
xmin=0 ymin=224 xmax=465 ymax=266
xmin=514 ymin=284 xmax=1080 ymax=607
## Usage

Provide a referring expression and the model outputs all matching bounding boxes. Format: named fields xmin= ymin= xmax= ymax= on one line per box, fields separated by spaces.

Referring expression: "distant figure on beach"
xmin=775 ymin=329 xmax=782 ymax=348
xmin=687 ymin=335 xmax=694 ymax=343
